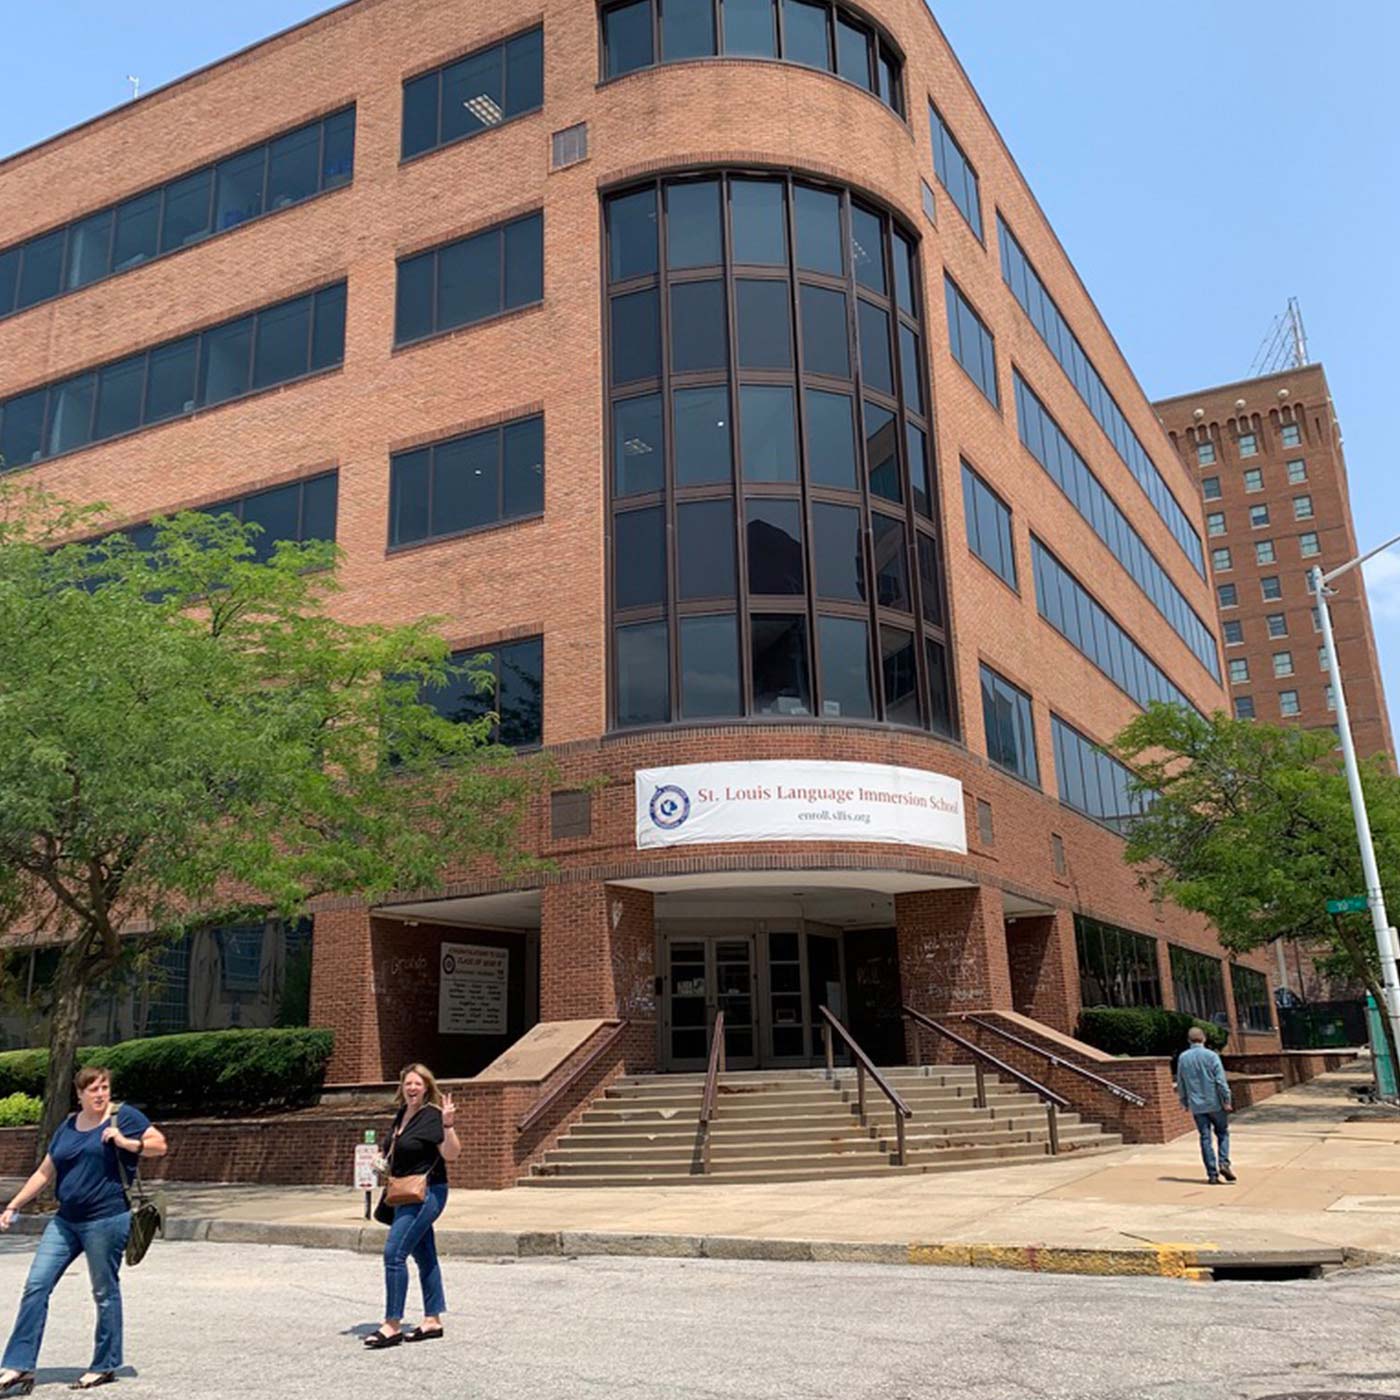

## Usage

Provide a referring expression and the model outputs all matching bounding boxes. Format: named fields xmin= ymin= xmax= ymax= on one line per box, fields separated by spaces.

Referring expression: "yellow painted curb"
xmin=906 ymin=1242 xmax=1213 ymax=1279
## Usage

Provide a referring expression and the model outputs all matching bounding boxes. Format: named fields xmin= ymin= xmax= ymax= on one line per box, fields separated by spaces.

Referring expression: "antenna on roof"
xmin=1247 ymin=297 xmax=1310 ymax=377
xmin=126 ymin=75 xmax=140 ymax=102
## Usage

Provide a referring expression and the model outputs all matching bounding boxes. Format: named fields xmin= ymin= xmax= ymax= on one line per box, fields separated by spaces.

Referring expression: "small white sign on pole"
xmin=438 ymin=942 xmax=509 ymax=1035
xmin=352 ymin=1143 xmax=379 ymax=1191
xmin=635 ymin=760 xmax=966 ymax=854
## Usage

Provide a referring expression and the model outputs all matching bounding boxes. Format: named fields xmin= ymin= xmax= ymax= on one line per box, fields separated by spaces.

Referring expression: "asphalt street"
xmin=0 ymin=1236 xmax=1397 ymax=1399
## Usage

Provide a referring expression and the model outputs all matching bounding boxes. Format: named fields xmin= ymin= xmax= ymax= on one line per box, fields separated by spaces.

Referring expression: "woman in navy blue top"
xmin=0 ymin=1065 xmax=166 ymax=1393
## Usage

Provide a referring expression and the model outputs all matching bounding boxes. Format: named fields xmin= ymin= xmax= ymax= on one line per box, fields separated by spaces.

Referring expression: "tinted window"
xmin=800 ymin=285 xmax=850 ymax=378
xmin=402 ymin=72 xmax=440 ymax=158
xmin=881 ymin=627 xmax=919 ymax=725
xmin=929 ymin=104 xmax=982 ymax=239
xmin=46 ymin=376 xmax=95 ymax=458
xmin=310 ymin=284 xmax=346 ymax=371
xmin=752 ymin=614 xmax=811 ymax=715
xmin=805 ymin=388 xmax=857 ymax=488
xmin=504 ymin=415 xmax=545 ymax=517
xmin=439 ymin=229 xmax=501 ymax=330
xmin=605 ymin=0 xmax=655 ymax=76
xmin=390 ymin=449 xmax=431 ymax=545
xmin=783 ymin=0 xmax=830 ymax=67
xmin=724 ymin=0 xmax=776 ymax=54
xmin=680 ymin=615 xmax=741 ymax=718
xmin=616 ymin=621 xmax=670 ymax=726
xmin=813 ymin=502 xmax=864 ymax=601
xmin=864 ymin=401 xmax=899 ymax=502
xmin=396 ymin=253 xmax=435 ymax=344
xmin=674 ymin=386 xmax=732 ymax=485
xmin=253 ymin=296 xmax=311 ymax=389
xmin=432 ymin=431 xmax=497 ymax=536
xmin=615 ymin=394 xmax=665 ymax=495
xmin=898 ymin=326 xmax=923 ymax=413
xmin=612 ymin=289 xmax=662 ymax=383
xmin=871 ymin=513 xmax=909 ymax=610
xmin=795 ymin=186 xmax=843 ymax=276
xmin=16 ymin=230 xmax=64 ymax=309
xmin=615 ymin=506 xmax=668 ymax=608
xmin=443 ymin=47 xmax=504 ymax=145
xmin=670 ymin=280 xmax=728 ymax=372
xmin=850 ymin=206 xmax=885 ymax=293
xmin=740 ymin=385 xmax=798 ymax=482
xmin=404 ymin=28 xmax=541 ymax=159
xmin=199 ymin=317 xmax=254 ymax=407
xmin=112 ymin=192 xmax=161 ymax=273
xmin=730 ymin=179 xmax=787 ymax=265
xmin=819 ymin=616 xmax=873 ymax=719
xmin=609 ymin=188 xmax=659 ymax=282
xmin=94 ymin=357 xmax=145 ymax=441
xmin=662 ymin=0 xmax=716 ymax=58
xmin=945 ymin=276 xmax=997 ymax=404
xmin=321 ymin=109 xmax=356 ymax=187
xmin=160 ymin=169 xmax=212 ymax=253
xmin=678 ymin=499 xmax=735 ymax=598
xmin=267 ymin=125 xmax=320 ymax=209
xmin=834 ymin=16 xmax=871 ymax=88
xmin=737 ymin=279 xmax=792 ymax=368
xmin=65 ymin=211 xmax=112 ymax=291
xmin=906 ymin=424 xmax=930 ymax=518
xmin=962 ymin=462 xmax=1015 ymax=587
xmin=505 ymin=28 xmax=545 ymax=116
xmin=214 ymin=149 xmax=266 ymax=232
xmin=857 ymin=300 xmax=893 ymax=395
xmin=747 ymin=499 xmax=805 ymax=594
xmin=667 ymin=180 xmax=723 ymax=269
xmin=144 ymin=337 xmax=198 ymax=422
xmin=0 ymin=391 xmax=45 ymax=469
xmin=981 ymin=664 xmax=1038 ymax=784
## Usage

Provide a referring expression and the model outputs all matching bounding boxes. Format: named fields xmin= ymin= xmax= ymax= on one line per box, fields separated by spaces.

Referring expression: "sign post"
xmin=354 ymin=1130 xmax=378 ymax=1221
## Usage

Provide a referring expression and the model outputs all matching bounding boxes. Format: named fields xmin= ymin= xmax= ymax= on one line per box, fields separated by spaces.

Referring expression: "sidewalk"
xmin=12 ymin=1060 xmax=1399 ymax=1277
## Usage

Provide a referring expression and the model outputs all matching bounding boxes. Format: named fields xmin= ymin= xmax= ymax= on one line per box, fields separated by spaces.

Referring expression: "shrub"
xmin=0 ymin=1094 xmax=41 ymax=1127
xmin=0 ymin=1027 xmax=333 ymax=1119
xmin=1077 ymin=1006 xmax=1229 ymax=1060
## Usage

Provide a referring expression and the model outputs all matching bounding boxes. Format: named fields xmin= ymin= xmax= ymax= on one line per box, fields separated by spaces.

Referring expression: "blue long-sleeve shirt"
xmin=1176 ymin=1044 xmax=1232 ymax=1114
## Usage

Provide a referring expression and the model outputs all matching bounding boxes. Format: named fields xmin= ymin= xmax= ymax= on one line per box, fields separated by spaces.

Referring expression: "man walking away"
xmin=1176 ymin=1026 xmax=1235 ymax=1184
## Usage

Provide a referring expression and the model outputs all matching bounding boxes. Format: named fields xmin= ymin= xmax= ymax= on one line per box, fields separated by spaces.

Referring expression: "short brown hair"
xmin=74 ymin=1065 xmax=112 ymax=1092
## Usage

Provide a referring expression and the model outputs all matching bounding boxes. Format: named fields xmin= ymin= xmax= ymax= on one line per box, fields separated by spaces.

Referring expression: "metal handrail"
xmin=697 ymin=1010 xmax=726 ymax=1175
xmin=516 ymin=1019 xmax=629 ymax=1134
xmin=902 ymin=1006 xmax=1067 ymax=1154
xmin=959 ymin=1013 xmax=1147 ymax=1107
xmin=819 ymin=1006 xmax=911 ymax=1166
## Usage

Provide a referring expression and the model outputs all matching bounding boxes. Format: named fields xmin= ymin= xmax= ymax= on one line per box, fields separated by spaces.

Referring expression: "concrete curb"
xmin=5 ymin=1213 xmax=1364 ymax=1278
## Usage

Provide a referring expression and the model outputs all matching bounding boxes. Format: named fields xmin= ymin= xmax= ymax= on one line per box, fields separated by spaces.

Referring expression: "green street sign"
xmin=363 ymin=1129 xmax=377 ymax=1145
xmin=1326 ymin=896 xmax=1368 ymax=914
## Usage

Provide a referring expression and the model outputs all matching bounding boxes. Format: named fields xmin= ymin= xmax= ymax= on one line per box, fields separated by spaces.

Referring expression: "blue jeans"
xmin=3 ymin=1210 xmax=131 ymax=1373
xmin=1193 ymin=1109 xmax=1231 ymax=1179
xmin=383 ymin=1184 xmax=448 ymax=1322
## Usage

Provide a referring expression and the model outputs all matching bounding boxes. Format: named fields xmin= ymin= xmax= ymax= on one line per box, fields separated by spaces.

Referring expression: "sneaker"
xmin=1207 ymin=1175 xmax=1222 ymax=1184
xmin=1220 ymin=1164 xmax=1237 ymax=1183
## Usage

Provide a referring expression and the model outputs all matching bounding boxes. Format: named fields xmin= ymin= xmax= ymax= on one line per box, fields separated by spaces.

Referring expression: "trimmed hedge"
xmin=0 ymin=1094 xmax=41 ymax=1127
xmin=1077 ymin=1006 xmax=1229 ymax=1060
xmin=0 ymin=1028 xmax=333 ymax=1118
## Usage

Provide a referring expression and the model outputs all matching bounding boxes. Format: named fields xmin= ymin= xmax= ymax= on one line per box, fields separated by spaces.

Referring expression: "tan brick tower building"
xmin=0 ymin=0 xmax=1287 ymax=1166
xmin=1155 ymin=365 xmax=1393 ymax=762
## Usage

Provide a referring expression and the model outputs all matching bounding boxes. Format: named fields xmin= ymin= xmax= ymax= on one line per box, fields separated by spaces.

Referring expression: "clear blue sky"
xmin=3 ymin=1 xmax=1398 ymax=742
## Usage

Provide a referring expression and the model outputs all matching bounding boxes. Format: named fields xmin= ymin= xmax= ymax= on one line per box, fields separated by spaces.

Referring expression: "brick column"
xmin=309 ymin=907 xmax=381 ymax=1083
xmin=1005 ymin=908 xmax=1080 ymax=1034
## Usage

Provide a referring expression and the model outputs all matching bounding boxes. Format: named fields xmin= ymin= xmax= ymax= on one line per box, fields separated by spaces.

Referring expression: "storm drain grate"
xmin=1208 ymin=1263 xmax=1324 ymax=1282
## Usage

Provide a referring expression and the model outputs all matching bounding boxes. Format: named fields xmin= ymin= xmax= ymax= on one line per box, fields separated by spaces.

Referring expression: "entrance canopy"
xmin=374 ymin=889 xmax=541 ymax=929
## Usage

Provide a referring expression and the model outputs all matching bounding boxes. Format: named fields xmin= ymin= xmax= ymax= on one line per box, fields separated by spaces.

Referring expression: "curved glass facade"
xmin=604 ymin=170 xmax=954 ymax=735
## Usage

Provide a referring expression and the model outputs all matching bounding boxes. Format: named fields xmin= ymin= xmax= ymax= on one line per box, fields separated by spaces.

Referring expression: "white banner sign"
xmin=353 ymin=1143 xmax=380 ymax=1191
xmin=438 ymin=942 xmax=509 ymax=1035
xmin=635 ymin=761 xmax=966 ymax=853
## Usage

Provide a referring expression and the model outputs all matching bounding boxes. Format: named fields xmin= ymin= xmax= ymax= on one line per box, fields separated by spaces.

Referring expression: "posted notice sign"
xmin=635 ymin=760 xmax=966 ymax=854
xmin=438 ymin=942 xmax=509 ymax=1036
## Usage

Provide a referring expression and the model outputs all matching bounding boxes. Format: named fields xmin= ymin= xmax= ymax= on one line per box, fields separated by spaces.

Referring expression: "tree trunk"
xmin=36 ymin=957 xmax=92 ymax=1168
xmin=1333 ymin=915 xmax=1400 ymax=1087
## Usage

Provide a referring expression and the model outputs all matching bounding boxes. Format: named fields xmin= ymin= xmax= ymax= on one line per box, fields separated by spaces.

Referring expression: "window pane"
xmin=0 ymin=390 xmax=45 ymax=468
xmin=609 ymin=187 xmax=659 ymax=282
xmin=214 ymin=148 xmax=266 ymax=232
xmin=198 ymin=316 xmax=254 ymax=406
xmin=503 ymin=415 xmax=545 ymax=517
xmin=612 ymin=289 xmax=661 ymax=382
xmin=0 ymin=248 xmax=17 ymax=313
xmin=730 ymin=179 xmax=787 ymax=265
xmin=45 ymin=375 xmax=95 ymax=457
xmin=864 ymin=400 xmax=899 ymax=502
xmin=616 ymin=621 xmax=670 ymax=725
xmin=926 ymin=637 xmax=952 ymax=735
xmin=667 ymin=180 xmax=723 ymax=269
xmin=65 ymin=210 xmax=112 ymax=291
xmin=881 ymin=627 xmax=920 ymax=725
xmin=310 ymin=284 xmax=347 ymax=370
xmin=680 ymin=615 xmax=741 ymax=718
xmin=783 ymin=0 xmax=830 ymax=68
xmin=301 ymin=473 xmax=338 ymax=541
xmin=724 ymin=0 xmax=776 ymax=54
xmin=678 ymin=499 xmax=735 ymax=599
xmin=402 ymin=72 xmax=440 ymax=159
xmin=504 ymin=214 xmax=543 ymax=308
xmin=799 ymin=284 xmax=850 ymax=378
xmin=899 ymin=326 xmax=924 ymax=414
xmin=321 ymin=109 xmax=356 ymax=187
xmin=751 ymin=614 xmax=811 ymax=715
xmin=266 ymin=124 xmax=320 ymax=209
xmin=615 ymin=394 xmax=664 ymax=495
xmin=736 ymin=278 xmax=792 ymax=369
xmin=252 ymin=296 xmax=312 ymax=389
xmin=396 ymin=252 xmax=435 ymax=342
xmin=433 ymin=429 xmax=499 ymax=536
xmin=670 ymin=279 xmax=728 ymax=372
xmin=812 ymin=501 xmax=864 ymax=601
xmin=906 ymin=422 xmax=931 ymax=518
xmin=893 ymin=232 xmax=916 ymax=315
xmin=160 ymin=169 xmax=212 ymax=252
xmin=390 ymin=448 xmax=431 ymax=545
xmin=497 ymin=637 xmax=543 ymax=746
xmin=740 ymin=384 xmax=798 ymax=482
xmin=439 ymin=229 xmax=501 ymax=331
xmin=850 ymin=206 xmax=885 ymax=293
xmin=674 ymin=386 xmax=732 ymax=485
xmin=605 ymin=0 xmax=655 ymax=76
xmin=143 ymin=337 xmax=198 ymax=422
xmin=16 ymin=230 xmax=64 ymax=309
xmin=615 ymin=505 xmax=668 ymax=608
xmin=442 ymin=46 xmax=505 ymax=144
xmin=819 ymin=616 xmax=873 ymax=719
xmin=917 ymin=531 xmax=941 ymax=624
xmin=112 ymin=192 xmax=160 ymax=272
xmin=661 ymin=0 xmax=716 ymax=59
xmin=504 ymin=28 xmax=544 ymax=117
xmin=805 ymin=388 xmax=857 ymax=489
xmin=858 ymin=300 xmax=893 ymax=395
xmin=835 ymin=16 xmax=872 ymax=89
xmin=746 ymin=498 xmax=804 ymax=594
xmin=871 ymin=513 xmax=910 ymax=611
xmin=795 ymin=185 xmax=843 ymax=276
xmin=241 ymin=482 xmax=300 ymax=563
xmin=94 ymin=356 xmax=145 ymax=441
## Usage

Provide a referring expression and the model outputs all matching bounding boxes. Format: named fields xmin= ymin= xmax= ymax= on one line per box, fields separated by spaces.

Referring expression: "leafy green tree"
xmin=0 ymin=487 xmax=542 ymax=1152
xmin=1114 ymin=703 xmax=1400 ymax=1067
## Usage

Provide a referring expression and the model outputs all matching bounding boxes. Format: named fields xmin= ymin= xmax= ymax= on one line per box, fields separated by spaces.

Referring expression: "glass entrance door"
xmin=661 ymin=934 xmax=758 ymax=1071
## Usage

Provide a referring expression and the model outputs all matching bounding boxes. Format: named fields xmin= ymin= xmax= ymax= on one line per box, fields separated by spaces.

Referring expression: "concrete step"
xmin=612 ymin=1066 xmax=980 ymax=1089
xmin=600 ymin=1085 xmax=1023 ymax=1112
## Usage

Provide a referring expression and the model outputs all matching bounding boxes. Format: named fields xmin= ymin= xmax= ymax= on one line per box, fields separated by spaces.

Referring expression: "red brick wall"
xmin=1005 ymin=909 xmax=1078 ymax=1033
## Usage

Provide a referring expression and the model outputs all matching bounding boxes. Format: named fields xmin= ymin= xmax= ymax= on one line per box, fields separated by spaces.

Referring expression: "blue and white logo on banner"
xmin=649 ymin=784 xmax=691 ymax=831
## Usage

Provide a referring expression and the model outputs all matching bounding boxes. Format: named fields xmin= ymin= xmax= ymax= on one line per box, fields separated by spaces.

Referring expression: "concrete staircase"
xmin=521 ymin=1064 xmax=1124 ymax=1187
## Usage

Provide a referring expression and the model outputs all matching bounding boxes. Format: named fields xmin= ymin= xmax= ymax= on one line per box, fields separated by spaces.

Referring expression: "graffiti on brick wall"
xmin=612 ymin=944 xmax=656 ymax=1018
xmin=372 ymin=953 xmax=430 ymax=997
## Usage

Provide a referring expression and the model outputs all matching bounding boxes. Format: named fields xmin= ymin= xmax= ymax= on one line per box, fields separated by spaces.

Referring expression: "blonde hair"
xmin=395 ymin=1062 xmax=443 ymax=1108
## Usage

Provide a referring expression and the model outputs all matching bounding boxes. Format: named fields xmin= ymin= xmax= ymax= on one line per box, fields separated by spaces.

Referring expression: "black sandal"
xmin=0 ymin=1374 xmax=34 ymax=1397
xmin=363 ymin=1330 xmax=403 ymax=1349
xmin=404 ymin=1326 xmax=444 ymax=1342
xmin=70 ymin=1376 xmax=115 ymax=1392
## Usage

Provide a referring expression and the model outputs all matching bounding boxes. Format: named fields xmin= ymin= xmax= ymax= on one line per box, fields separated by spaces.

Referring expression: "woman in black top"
xmin=364 ymin=1063 xmax=460 ymax=1349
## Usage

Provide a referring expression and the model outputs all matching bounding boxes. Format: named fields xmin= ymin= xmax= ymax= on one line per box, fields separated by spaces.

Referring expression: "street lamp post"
xmin=1311 ymin=533 xmax=1400 ymax=1076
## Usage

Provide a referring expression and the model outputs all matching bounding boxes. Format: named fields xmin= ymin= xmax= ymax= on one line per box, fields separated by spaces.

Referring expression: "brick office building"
xmin=1155 ymin=365 xmax=1394 ymax=762
xmin=0 ymin=0 xmax=1284 ymax=1137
